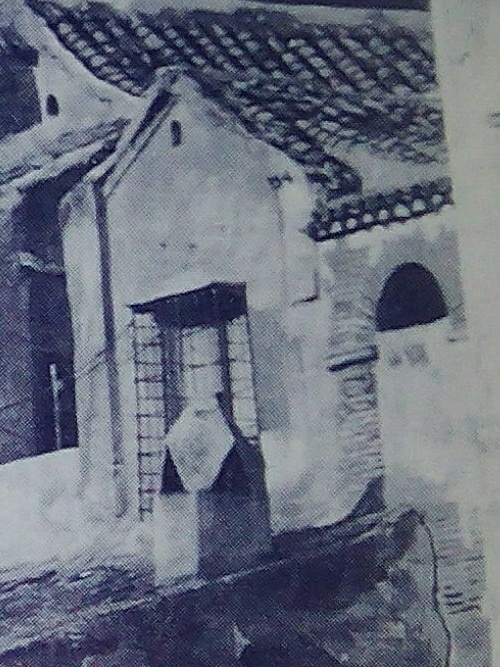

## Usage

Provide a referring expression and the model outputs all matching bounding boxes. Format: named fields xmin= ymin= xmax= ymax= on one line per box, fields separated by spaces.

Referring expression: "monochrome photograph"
xmin=0 ymin=0 xmax=497 ymax=665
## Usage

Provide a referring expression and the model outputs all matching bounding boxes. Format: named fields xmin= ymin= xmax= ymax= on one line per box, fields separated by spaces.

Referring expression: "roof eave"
xmin=0 ymin=129 xmax=125 ymax=200
xmin=82 ymin=75 xmax=180 ymax=197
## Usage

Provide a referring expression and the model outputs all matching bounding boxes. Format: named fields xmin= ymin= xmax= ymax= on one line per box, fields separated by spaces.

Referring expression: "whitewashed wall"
xmin=59 ymin=71 xmax=482 ymax=592
xmin=431 ymin=0 xmax=500 ymax=658
xmin=320 ymin=209 xmax=484 ymax=662
xmin=60 ymin=77 xmax=385 ymax=548
xmin=103 ymin=77 xmax=375 ymax=533
xmin=319 ymin=207 xmax=478 ymax=523
xmin=17 ymin=9 xmax=146 ymax=138
xmin=60 ymin=182 xmax=116 ymax=518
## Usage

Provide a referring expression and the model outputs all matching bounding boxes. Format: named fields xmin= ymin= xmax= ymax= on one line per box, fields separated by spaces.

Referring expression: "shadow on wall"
xmin=249 ymin=309 xmax=291 ymax=431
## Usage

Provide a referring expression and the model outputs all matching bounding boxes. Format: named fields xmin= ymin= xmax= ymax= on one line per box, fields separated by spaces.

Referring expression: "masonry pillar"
xmin=321 ymin=239 xmax=384 ymax=510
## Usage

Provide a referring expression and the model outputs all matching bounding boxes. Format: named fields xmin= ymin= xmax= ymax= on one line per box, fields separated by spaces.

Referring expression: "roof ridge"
xmin=27 ymin=0 xmax=449 ymax=203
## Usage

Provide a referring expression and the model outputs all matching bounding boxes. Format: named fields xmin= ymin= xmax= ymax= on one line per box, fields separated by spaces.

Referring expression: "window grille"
xmin=131 ymin=313 xmax=167 ymax=517
xmin=130 ymin=283 xmax=260 ymax=519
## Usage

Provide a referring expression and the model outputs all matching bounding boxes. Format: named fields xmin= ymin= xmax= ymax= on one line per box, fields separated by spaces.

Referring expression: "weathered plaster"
xmin=59 ymin=74 xmax=476 ymax=596
xmin=60 ymin=77 xmax=383 ymax=541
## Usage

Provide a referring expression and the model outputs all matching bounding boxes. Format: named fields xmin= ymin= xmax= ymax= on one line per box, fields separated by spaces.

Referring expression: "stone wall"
xmin=0 ymin=511 xmax=452 ymax=667
xmin=336 ymin=361 xmax=383 ymax=492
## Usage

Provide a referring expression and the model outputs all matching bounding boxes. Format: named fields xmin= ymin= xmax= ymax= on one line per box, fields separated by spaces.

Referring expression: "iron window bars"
xmin=130 ymin=282 xmax=261 ymax=518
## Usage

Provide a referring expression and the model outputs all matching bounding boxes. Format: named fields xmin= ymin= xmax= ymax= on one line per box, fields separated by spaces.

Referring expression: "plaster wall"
xmin=59 ymin=74 xmax=477 ymax=589
xmin=319 ymin=209 xmax=476 ymax=513
xmin=60 ymin=78 xmax=383 ymax=546
xmin=25 ymin=20 xmax=145 ymax=139
xmin=320 ymin=209 xmax=484 ymax=642
xmin=59 ymin=182 xmax=116 ymax=517
xmin=104 ymin=78 xmax=363 ymax=533
xmin=430 ymin=0 xmax=500 ymax=653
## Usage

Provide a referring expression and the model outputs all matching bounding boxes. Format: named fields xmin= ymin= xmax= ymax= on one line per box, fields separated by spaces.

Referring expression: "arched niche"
xmin=376 ymin=262 xmax=448 ymax=332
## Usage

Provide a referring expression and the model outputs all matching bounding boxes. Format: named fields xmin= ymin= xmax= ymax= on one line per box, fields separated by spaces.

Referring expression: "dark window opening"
xmin=11 ymin=176 xmax=88 ymax=461
xmin=130 ymin=283 xmax=260 ymax=517
xmin=29 ymin=271 xmax=79 ymax=455
xmin=32 ymin=355 xmax=78 ymax=454
xmin=171 ymin=120 xmax=182 ymax=147
xmin=376 ymin=263 xmax=448 ymax=332
xmin=46 ymin=94 xmax=59 ymax=117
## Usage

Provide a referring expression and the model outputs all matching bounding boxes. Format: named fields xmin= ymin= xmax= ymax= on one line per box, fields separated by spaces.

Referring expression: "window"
xmin=170 ymin=120 xmax=182 ymax=147
xmin=130 ymin=282 xmax=260 ymax=518
xmin=46 ymin=94 xmax=59 ymax=117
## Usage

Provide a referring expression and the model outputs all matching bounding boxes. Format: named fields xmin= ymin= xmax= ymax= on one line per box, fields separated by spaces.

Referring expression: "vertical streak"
xmin=419 ymin=513 xmax=453 ymax=667
xmin=243 ymin=314 xmax=263 ymax=442
xmin=131 ymin=314 xmax=145 ymax=520
xmin=270 ymin=181 xmax=289 ymax=305
xmin=94 ymin=180 xmax=128 ymax=517
xmin=217 ymin=321 xmax=235 ymax=424
xmin=49 ymin=362 xmax=62 ymax=450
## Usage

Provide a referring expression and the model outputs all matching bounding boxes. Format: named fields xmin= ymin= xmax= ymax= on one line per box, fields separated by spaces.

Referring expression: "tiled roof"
xmin=28 ymin=0 xmax=448 ymax=204
xmin=308 ymin=175 xmax=453 ymax=239
xmin=0 ymin=119 xmax=127 ymax=189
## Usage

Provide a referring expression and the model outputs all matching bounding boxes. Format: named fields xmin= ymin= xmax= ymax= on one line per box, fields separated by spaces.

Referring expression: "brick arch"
xmin=376 ymin=262 xmax=448 ymax=332
xmin=363 ymin=224 xmax=467 ymax=342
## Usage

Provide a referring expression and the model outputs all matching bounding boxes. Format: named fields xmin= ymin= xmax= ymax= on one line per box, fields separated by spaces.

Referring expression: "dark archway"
xmin=376 ymin=263 xmax=448 ymax=332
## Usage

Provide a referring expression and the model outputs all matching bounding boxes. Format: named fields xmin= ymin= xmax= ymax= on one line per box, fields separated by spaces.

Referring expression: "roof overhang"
xmin=26 ymin=1 xmax=444 ymax=190
xmin=26 ymin=0 xmax=452 ymax=240
xmin=308 ymin=176 xmax=453 ymax=240
xmin=0 ymin=120 xmax=128 ymax=198
xmin=130 ymin=281 xmax=247 ymax=326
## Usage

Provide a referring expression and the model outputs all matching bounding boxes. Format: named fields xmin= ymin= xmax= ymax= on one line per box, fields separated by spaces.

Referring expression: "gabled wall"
xmin=32 ymin=45 xmax=142 ymax=137
xmin=60 ymin=73 xmax=476 ymax=583
xmin=56 ymin=79 xmax=487 ymax=643
xmin=60 ymin=76 xmax=385 ymax=542
xmin=19 ymin=8 xmax=146 ymax=139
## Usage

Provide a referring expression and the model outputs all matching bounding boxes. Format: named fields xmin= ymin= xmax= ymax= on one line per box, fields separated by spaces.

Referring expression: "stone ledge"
xmin=0 ymin=507 xmax=418 ymax=665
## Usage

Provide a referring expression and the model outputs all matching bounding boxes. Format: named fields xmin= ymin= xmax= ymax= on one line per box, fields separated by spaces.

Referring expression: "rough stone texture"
xmin=336 ymin=362 xmax=384 ymax=491
xmin=0 ymin=510 xmax=458 ymax=667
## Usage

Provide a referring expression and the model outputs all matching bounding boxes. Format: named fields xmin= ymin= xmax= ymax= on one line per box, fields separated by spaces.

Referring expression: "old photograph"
xmin=0 ymin=0 xmax=496 ymax=665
